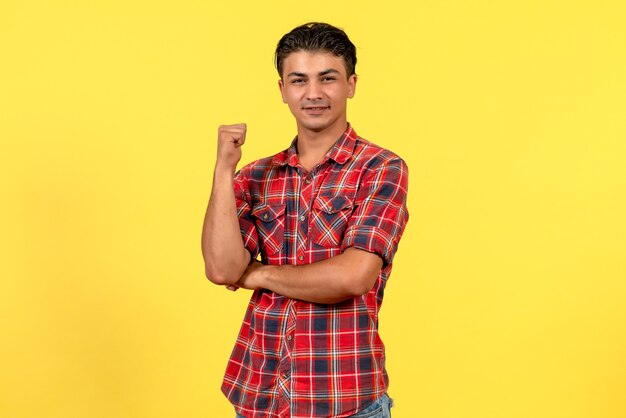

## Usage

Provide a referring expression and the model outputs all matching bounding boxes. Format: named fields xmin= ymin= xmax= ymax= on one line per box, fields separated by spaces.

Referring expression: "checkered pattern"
xmin=221 ymin=125 xmax=409 ymax=418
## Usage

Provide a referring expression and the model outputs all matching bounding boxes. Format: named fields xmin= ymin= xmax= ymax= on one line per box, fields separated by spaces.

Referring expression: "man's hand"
xmin=216 ymin=123 xmax=247 ymax=171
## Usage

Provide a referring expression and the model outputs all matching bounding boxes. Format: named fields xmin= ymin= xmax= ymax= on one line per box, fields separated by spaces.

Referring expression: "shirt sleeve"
xmin=233 ymin=167 xmax=260 ymax=260
xmin=341 ymin=157 xmax=409 ymax=267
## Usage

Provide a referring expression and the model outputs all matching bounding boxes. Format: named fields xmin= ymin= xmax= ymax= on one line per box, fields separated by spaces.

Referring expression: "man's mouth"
xmin=303 ymin=106 xmax=330 ymax=114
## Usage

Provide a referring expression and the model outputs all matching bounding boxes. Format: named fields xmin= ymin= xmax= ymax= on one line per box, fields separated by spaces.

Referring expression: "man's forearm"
xmin=201 ymin=165 xmax=250 ymax=285
xmin=238 ymin=248 xmax=382 ymax=304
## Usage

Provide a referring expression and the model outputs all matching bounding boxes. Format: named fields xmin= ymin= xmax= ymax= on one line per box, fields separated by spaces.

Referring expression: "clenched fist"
xmin=216 ymin=123 xmax=247 ymax=170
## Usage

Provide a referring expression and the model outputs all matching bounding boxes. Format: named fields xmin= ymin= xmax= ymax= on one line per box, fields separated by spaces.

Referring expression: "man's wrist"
xmin=255 ymin=263 xmax=275 ymax=290
xmin=214 ymin=162 xmax=236 ymax=178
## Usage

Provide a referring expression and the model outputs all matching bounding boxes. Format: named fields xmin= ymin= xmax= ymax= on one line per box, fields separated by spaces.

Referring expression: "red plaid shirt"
xmin=222 ymin=125 xmax=409 ymax=418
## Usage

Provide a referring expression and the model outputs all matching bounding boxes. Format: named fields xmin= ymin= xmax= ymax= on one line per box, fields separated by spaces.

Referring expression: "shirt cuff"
xmin=341 ymin=225 xmax=395 ymax=268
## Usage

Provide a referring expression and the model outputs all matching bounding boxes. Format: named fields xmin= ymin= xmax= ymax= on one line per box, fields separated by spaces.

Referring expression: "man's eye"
xmin=322 ymin=77 xmax=336 ymax=82
xmin=292 ymin=79 xmax=304 ymax=84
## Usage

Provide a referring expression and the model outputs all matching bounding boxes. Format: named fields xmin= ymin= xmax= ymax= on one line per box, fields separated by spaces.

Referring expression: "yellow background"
xmin=1 ymin=1 xmax=625 ymax=417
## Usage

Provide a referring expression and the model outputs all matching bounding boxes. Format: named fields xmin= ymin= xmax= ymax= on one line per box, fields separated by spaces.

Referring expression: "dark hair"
xmin=275 ymin=22 xmax=357 ymax=79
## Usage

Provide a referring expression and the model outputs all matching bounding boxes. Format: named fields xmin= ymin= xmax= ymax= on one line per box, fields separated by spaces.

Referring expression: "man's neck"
xmin=296 ymin=121 xmax=348 ymax=172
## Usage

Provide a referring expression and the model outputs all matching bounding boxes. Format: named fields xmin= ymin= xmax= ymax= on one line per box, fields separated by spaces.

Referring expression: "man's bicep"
xmin=342 ymin=247 xmax=384 ymax=271
xmin=337 ymin=247 xmax=384 ymax=295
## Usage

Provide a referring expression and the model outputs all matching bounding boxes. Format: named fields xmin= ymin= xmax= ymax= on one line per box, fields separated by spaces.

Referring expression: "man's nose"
xmin=306 ymin=80 xmax=322 ymax=100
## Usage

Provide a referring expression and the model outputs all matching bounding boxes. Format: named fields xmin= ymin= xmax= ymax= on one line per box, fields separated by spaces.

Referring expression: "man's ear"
xmin=347 ymin=74 xmax=357 ymax=99
xmin=278 ymin=79 xmax=287 ymax=103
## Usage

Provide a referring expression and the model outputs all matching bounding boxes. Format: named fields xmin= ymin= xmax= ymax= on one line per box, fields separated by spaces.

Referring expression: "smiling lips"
xmin=303 ymin=105 xmax=330 ymax=114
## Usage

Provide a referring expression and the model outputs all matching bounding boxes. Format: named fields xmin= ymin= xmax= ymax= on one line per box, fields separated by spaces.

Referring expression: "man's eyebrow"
xmin=286 ymin=68 xmax=341 ymax=78
xmin=318 ymin=68 xmax=340 ymax=76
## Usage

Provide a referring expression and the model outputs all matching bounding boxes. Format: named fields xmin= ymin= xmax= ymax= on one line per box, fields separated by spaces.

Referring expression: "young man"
xmin=201 ymin=22 xmax=409 ymax=418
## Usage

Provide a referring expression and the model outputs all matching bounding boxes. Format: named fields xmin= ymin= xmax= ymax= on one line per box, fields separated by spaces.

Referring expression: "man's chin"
xmin=298 ymin=120 xmax=328 ymax=132
xmin=304 ymin=123 xmax=328 ymax=133
xmin=298 ymin=116 xmax=340 ymax=133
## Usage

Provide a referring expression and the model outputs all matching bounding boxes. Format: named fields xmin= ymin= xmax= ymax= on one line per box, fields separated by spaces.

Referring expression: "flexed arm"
xmin=201 ymin=124 xmax=251 ymax=285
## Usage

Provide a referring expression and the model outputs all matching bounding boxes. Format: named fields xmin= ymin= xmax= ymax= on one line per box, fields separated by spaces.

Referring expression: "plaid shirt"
xmin=222 ymin=125 xmax=409 ymax=418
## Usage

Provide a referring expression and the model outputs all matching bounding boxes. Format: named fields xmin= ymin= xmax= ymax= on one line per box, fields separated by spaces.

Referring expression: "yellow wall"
xmin=1 ymin=1 xmax=625 ymax=417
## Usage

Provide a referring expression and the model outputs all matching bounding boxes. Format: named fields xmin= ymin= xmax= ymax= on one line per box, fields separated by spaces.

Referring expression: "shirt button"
xmin=298 ymin=255 xmax=304 ymax=261
xmin=305 ymin=178 xmax=311 ymax=184
xmin=287 ymin=335 xmax=292 ymax=341
xmin=299 ymin=214 xmax=305 ymax=222
xmin=263 ymin=213 xmax=269 ymax=220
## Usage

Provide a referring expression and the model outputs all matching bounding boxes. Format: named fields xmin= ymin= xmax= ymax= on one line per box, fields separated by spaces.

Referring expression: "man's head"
xmin=275 ymin=22 xmax=357 ymax=80
xmin=276 ymin=23 xmax=358 ymax=135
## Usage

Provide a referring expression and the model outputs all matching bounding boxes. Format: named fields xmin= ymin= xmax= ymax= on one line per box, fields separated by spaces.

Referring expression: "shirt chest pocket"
xmin=251 ymin=202 xmax=286 ymax=256
xmin=311 ymin=194 xmax=354 ymax=248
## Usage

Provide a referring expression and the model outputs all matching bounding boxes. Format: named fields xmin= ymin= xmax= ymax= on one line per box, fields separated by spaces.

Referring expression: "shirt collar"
xmin=272 ymin=124 xmax=358 ymax=167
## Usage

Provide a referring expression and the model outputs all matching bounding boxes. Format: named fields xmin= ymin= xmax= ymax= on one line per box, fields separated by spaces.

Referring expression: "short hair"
xmin=275 ymin=22 xmax=357 ymax=79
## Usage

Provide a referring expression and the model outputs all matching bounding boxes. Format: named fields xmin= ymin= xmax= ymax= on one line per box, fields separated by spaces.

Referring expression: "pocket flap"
xmin=251 ymin=202 xmax=286 ymax=222
xmin=313 ymin=194 xmax=353 ymax=214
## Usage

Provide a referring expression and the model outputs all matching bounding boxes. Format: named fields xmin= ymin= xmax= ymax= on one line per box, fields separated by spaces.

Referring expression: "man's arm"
xmin=234 ymin=247 xmax=383 ymax=304
xmin=201 ymin=123 xmax=251 ymax=285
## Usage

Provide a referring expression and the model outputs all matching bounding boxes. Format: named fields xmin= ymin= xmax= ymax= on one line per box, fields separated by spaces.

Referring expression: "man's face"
xmin=278 ymin=50 xmax=357 ymax=134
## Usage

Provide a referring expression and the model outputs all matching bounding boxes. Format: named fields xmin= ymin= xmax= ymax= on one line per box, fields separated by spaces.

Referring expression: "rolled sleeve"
xmin=233 ymin=168 xmax=260 ymax=260
xmin=341 ymin=157 xmax=409 ymax=267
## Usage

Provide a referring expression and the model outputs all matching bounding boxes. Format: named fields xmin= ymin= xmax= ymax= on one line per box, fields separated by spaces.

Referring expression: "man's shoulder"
xmin=353 ymin=135 xmax=406 ymax=169
xmin=235 ymin=149 xmax=287 ymax=178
